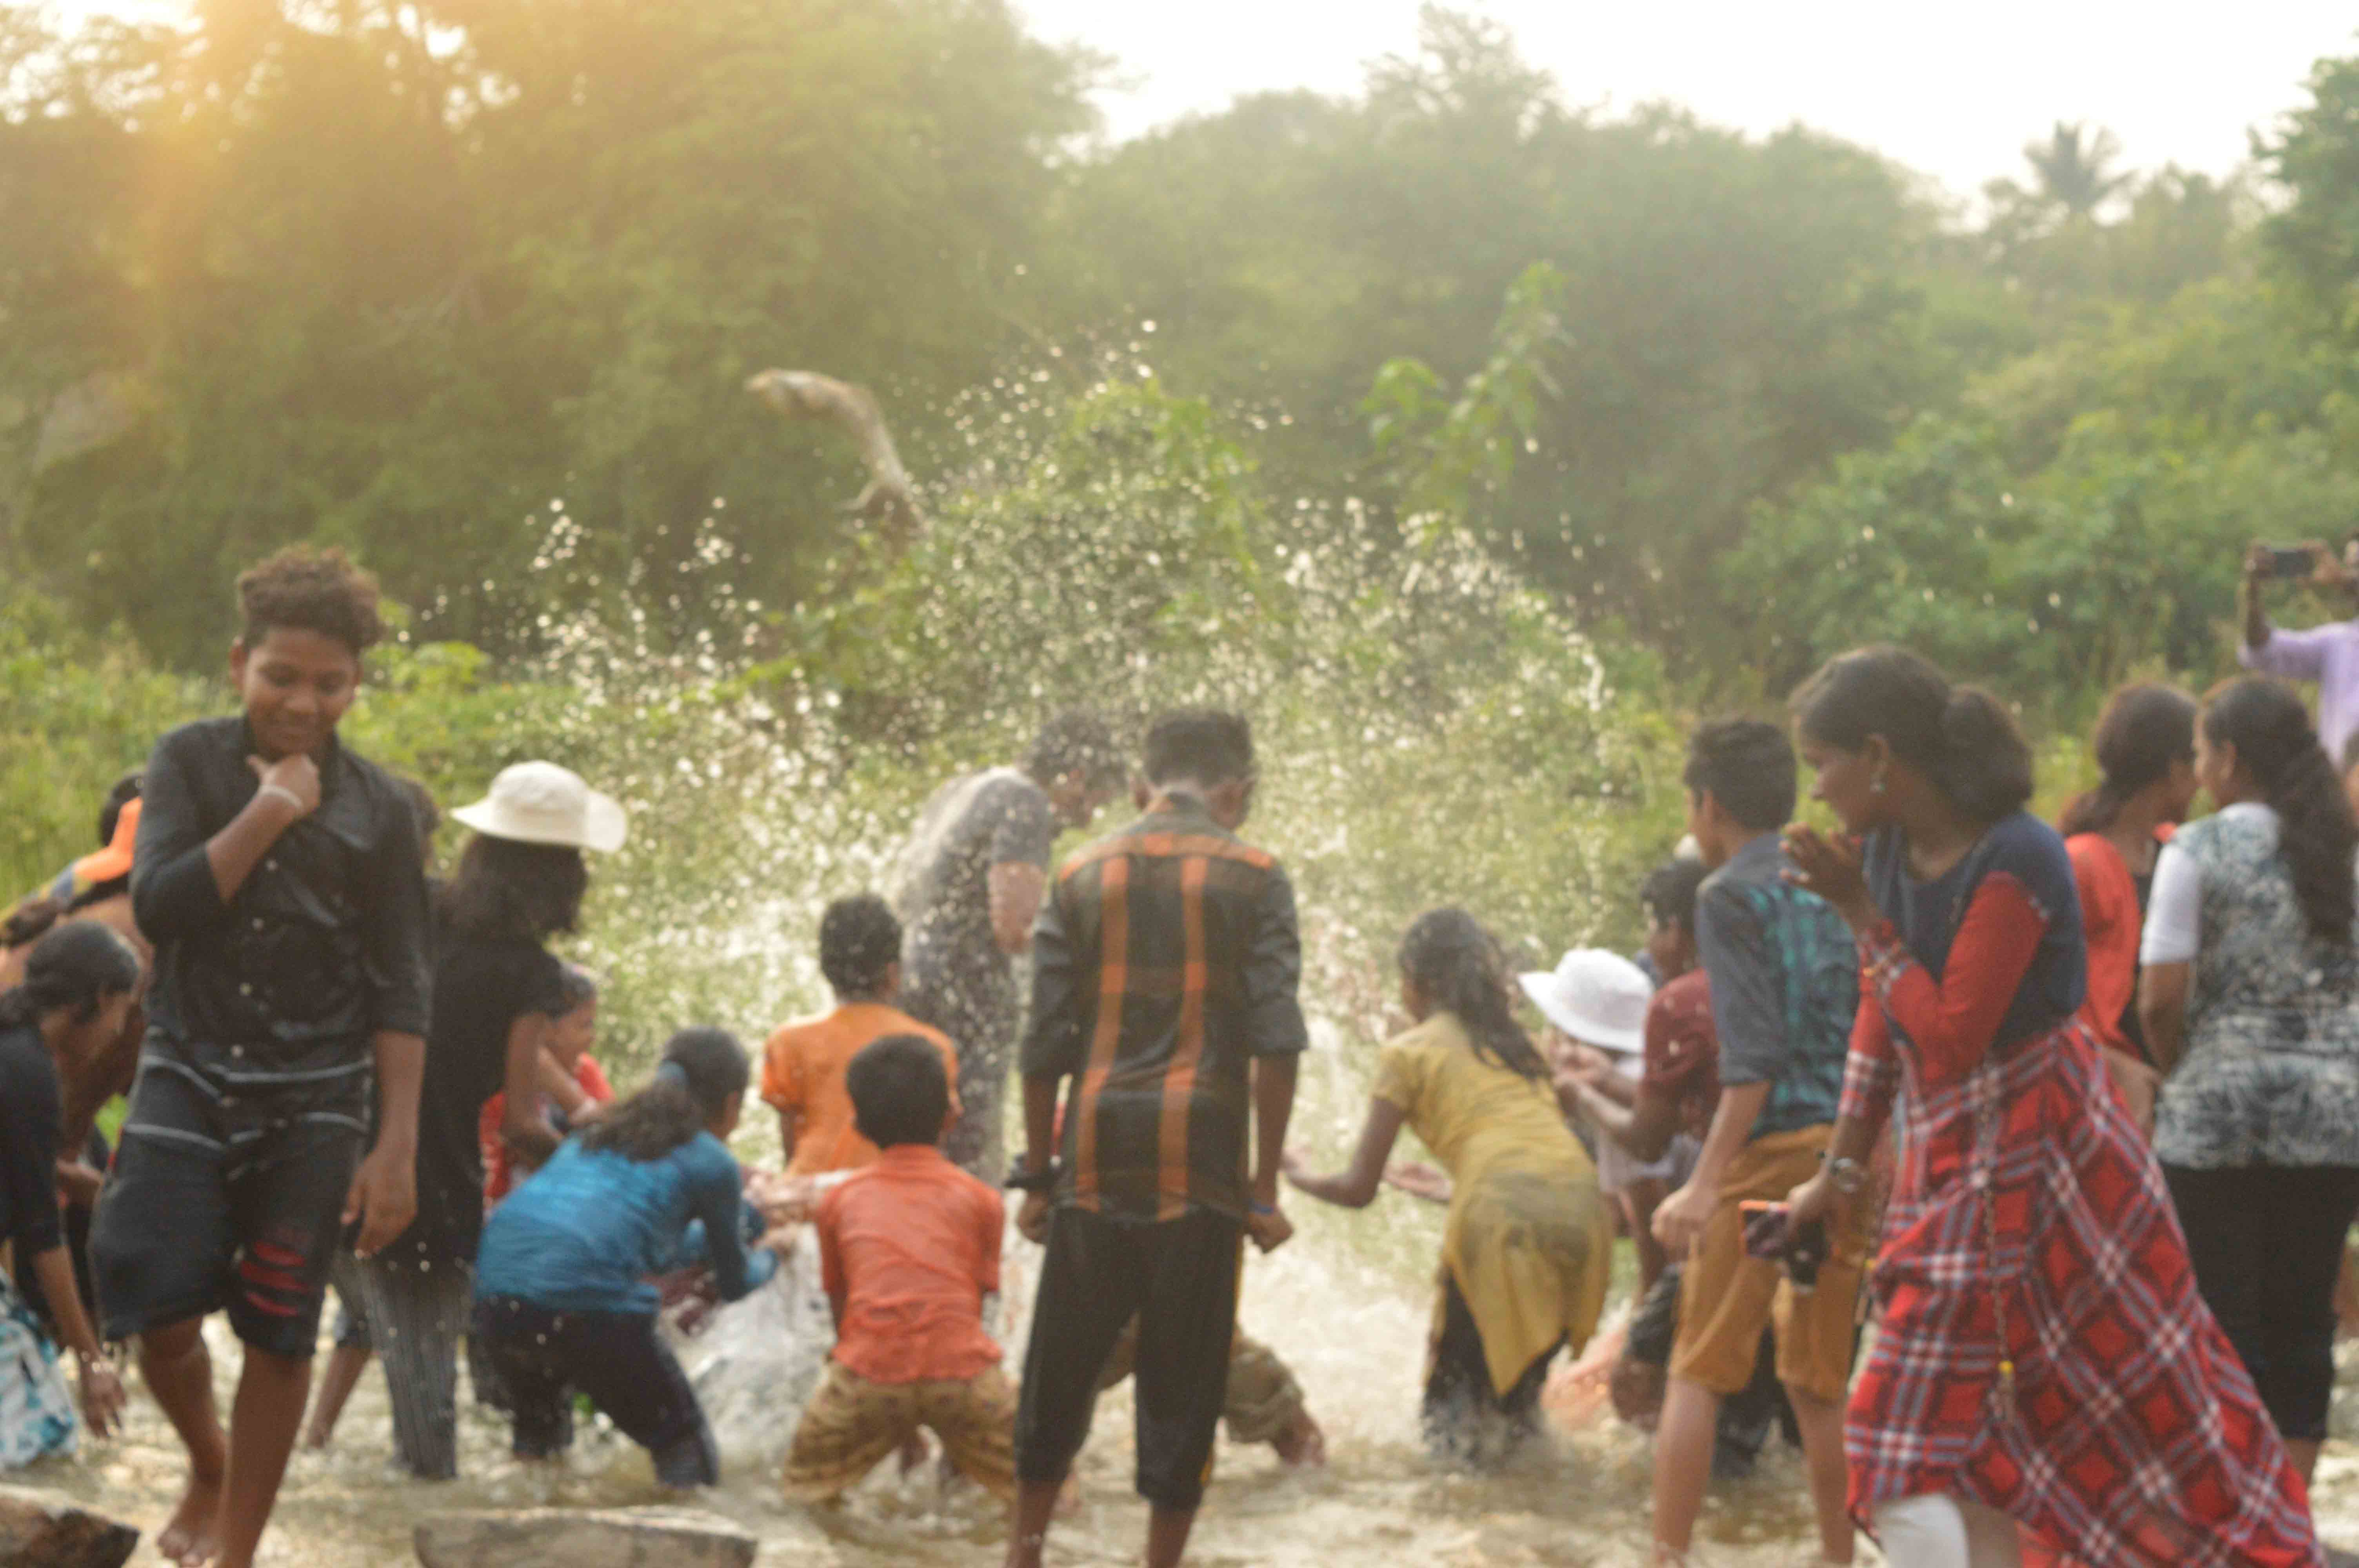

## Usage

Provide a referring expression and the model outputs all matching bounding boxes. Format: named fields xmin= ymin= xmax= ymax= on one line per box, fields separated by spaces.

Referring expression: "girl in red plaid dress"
xmin=1779 ymin=647 xmax=2322 ymax=1568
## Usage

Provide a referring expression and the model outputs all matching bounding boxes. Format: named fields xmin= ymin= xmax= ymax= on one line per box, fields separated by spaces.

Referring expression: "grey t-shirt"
xmin=889 ymin=766 xmax=1058 ymax=1019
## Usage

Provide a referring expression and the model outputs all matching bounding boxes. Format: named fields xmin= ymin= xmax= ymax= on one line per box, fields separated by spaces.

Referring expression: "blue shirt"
xmin=473 ymin=1132 xmax=776 ymax=1316
xmin=1696 ymin=833 xmax=1857 ymax=1140
xmin=1862 ymin=813 xmax=2085 ymax=1060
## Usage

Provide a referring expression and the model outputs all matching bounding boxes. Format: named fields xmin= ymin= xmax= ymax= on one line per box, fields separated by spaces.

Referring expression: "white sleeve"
xmin=2139 ymin=842 xmax=2202 ymax=966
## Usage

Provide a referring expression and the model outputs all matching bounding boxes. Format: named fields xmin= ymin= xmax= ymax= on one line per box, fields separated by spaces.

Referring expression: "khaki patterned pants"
xmin=781 ymin=1360 xmax=1018 ymax=1501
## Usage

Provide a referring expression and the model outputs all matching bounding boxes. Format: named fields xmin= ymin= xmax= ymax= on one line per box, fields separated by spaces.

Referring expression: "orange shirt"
xmin=816 ymin=1144 xmax=1002 ymax=1384
xmin=760 ymin=1002 xmax=961 ymax=1178
xmin=480 ymin=1055 xmax=614 ymax=1206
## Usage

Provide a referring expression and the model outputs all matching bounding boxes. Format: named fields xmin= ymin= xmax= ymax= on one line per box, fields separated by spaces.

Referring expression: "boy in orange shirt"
xmin=780 ymin=1034 xmax=1014 ymax=1502
xmin=763 ymin=895 xmax=961 ymax=1176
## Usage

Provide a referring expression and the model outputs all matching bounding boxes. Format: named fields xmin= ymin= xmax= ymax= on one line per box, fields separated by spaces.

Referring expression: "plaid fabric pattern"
xmin=1025 ymin=798 xmax=1308 ymax=1222
xmin=1845 ymin=909 xmax=2322 ymax=1567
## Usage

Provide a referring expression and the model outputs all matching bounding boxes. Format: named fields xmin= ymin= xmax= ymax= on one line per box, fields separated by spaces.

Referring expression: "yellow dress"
xmin=1372 ymin=1012 xmax=1611 ymax=1396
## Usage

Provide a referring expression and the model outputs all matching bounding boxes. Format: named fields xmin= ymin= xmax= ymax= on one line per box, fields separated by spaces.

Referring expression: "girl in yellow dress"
xmin=1287 ymin=907 xmax=1611 ymax=1465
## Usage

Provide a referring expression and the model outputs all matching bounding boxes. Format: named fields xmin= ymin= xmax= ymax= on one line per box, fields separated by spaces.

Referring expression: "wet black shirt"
xmin=0 ymin=1022 xmax=64 ymax=1259
xmin=382 ymin=936 xmax=564 ymax=1267
xmin=890 ymin=767 xmax=1058 ymax=1018
xmin=133 ymin=717 xmax=432 ymax=1090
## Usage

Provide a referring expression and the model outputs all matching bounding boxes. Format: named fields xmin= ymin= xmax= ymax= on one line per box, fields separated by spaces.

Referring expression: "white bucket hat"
xmin=1518 ymin=948 xmax=1652 ymax=1056
xmin=452 ymin=761 xmax=628 ymax=853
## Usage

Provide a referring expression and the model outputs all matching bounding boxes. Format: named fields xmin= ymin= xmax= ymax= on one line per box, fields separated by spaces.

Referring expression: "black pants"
xmin=473 ymin=1296 xmax=718 ymax=1487
xmin=1015 ymin=1206 xmax=1241 ymax=1510
xmin=1423 ymin=1275 xmax=1558 ymax=1468
xmin=2164 ymin=1162 xmax=2359 ymax=1444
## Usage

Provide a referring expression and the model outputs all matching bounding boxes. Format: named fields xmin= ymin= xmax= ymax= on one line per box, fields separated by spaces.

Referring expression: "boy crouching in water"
xmin=781 ymin=1034 xmax=1016 ymax=1504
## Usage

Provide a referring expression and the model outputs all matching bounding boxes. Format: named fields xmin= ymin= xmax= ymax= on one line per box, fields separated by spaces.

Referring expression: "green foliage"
xmin=1734 ymin=270 xmax=2359 ymax=714
xmin=0 ymin=596 xmax=206 ymax=896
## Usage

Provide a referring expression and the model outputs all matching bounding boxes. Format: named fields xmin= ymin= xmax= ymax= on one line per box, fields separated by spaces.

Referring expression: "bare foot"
xmin=158 ymin=1472 xmax=224 ymax=1565
xmin=1272 ymin=1409 xmax=1327 ymax=1468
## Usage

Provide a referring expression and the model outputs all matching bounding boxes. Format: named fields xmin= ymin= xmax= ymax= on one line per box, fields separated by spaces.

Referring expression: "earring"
xmin=1870 ymin=772 xmax=1887 ymax=796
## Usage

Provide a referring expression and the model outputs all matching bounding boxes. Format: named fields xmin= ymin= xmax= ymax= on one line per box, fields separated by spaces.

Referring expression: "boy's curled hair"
xmin=238 ymin=546 xmax=386 ymax=655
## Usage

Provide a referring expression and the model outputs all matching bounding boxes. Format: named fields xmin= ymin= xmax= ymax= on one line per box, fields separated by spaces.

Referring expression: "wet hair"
xmin=1143 ymin=708 xmax=1254 ymax=788
xmin=96 ymin=770 xmax=142 ymax=850
xmin=2200 ymin=678 xmax=2357 ymax=944
xmin=548 ymin=962 xmax=599 ymax=1016
xmin=1681 ymin=719 xmax=1797 ymax=831
xmin=0 ymin=920 xmax=143 ymax=1033
xmin=1398 ymin=908 xmax=1548 ymax=1082
xmin=580 ymin=1027 xmax=749 ymax=1162
xmin=818 ymin=894 xmax=901 ymax=997
xmin=237 ymin=545 xmax=386 ymax=656
xmin=1641 ymin=858 xmax=1709 ymax=936
xmin=439 ymin=835 xmax=587 ymax=944
xmin=1792 ymin=646 xmax=2033 ymax=824
xmin=2057 ymin=684 xmax=2197 ymax=838
xmin=846 ymin=1033 xmax=951 ymax=1149
xmin=1026 ymin=711 xmax=1126 ymax=792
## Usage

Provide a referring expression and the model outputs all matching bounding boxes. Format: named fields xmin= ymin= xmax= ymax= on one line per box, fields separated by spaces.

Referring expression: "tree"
xmin=2021 ymin=121 xmax=2132 ymax=220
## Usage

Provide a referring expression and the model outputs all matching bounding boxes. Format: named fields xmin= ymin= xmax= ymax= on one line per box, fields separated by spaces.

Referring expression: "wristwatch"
xmin=1826 ymin=1154 xmax=1869 ymax=1195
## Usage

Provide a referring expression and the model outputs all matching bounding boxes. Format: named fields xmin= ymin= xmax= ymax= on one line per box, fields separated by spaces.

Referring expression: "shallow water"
xmin=27 ymin=1042 xmax=2359 ymax=1565
xmin=29 ymin=1213 xmax=2359 ymax=1568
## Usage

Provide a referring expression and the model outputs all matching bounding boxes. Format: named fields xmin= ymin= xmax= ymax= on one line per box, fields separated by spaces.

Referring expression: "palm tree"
xmin=2022 ymin=122 xmax=2132 ymax=219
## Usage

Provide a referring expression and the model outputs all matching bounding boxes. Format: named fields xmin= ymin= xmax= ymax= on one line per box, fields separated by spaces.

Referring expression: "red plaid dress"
xmin=1844 ymin=856 xmax=2322 ymax=1567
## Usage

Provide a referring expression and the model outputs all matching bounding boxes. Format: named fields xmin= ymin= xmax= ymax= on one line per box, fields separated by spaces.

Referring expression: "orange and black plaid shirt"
xmin=1020 ymin=794 xmax=1309 ymax=1223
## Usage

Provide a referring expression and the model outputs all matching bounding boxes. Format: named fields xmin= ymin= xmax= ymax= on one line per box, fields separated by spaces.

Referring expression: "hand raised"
xmin=1783 ymin=824 xmax=1869 ymax=919
xmin=247 ymin=751 xmax=322 ymax=818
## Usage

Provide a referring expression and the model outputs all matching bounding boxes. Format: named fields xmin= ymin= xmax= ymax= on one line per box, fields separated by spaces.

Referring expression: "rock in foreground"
xmin=0 ymin=1483 xmax=139 ymax=1568
xmin=413 ymin=1505 xmax=758 ymax=1568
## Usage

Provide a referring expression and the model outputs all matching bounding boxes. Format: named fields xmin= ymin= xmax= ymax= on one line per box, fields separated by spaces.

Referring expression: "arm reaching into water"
xmin=687 ymin=1142 xmax=779 ymax=1303
xmin=1283 ymin=1095 xmax=1408 ymax=1211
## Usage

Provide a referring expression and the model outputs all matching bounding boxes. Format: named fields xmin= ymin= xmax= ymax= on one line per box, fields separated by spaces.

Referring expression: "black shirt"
xmin=889 ymin=766 xmax=1058 ymax=1020
xmin=132 ymin=717 xmax=432 ymax=1089
xmin=0 ymin=1022 xmax=64 ymax=1259
xmin=382 ymin=936 xmax=564 ymax=1267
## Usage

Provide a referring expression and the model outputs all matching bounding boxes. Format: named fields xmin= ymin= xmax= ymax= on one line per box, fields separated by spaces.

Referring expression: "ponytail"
xmin=1793 ymin=645 xmax=2032 ymax=825
xmin=0 ymin=919 xmax=143 ymax=1033
xmin=2200 ymin=678 xmax=2357 ymax=944
xmin=579 ymin=1026 xmax=749 ymax=1162
xmin=2057 ymin=683 xmax=2198 ymax=838
xmin=1399 ymin=908 xmax=1548 ymax=1082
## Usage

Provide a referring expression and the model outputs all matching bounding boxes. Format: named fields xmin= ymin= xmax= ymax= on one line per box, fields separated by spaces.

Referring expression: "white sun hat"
xmin=452 ymin=761 xmax=628 ymax=853
xmin=1518 ymin=948 xmax=1653 ymax=1056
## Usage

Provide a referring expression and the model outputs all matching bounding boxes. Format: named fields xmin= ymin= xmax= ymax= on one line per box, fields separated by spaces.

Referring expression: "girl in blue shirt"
xmin=474 ymin=1026 xmax=780 ymax=1487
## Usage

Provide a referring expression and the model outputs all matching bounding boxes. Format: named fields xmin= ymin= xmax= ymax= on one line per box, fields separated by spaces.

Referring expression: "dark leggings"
xmin=1423 ymin=1275 xmax=1558 ymax=1468
xmin=473 ymin=1296 xmax=719 ymax=1486
xmin=2163 ymin=1162 xmax=2359 ymax=1444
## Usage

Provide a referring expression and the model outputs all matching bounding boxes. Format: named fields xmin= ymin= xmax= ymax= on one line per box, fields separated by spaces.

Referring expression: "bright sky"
xmin=1017 ymin=0 xmax=2359 ymax=203
xmin=40 ymin=1 xmax=2357 ymax=203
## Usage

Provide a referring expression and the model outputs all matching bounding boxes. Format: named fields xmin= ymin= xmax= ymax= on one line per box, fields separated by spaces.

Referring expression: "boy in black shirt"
xmin=90 ymin=548 xmax=430 ymax=1568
